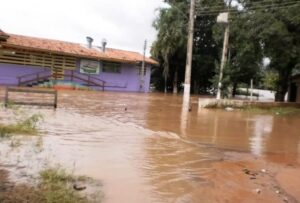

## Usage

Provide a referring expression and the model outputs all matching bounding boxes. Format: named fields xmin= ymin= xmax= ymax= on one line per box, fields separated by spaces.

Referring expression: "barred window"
xmin=102 ymin=62 xmax=121 ymax=73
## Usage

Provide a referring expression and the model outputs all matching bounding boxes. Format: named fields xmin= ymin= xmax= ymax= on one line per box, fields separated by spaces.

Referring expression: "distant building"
xmin=0 ymin=29 xmax=157 ymax=92
xmin=288 ymin=74 xmax=300 ymax=102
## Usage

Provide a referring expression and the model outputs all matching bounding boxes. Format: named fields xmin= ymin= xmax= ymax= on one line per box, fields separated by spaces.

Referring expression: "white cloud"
xmin=0 ymin=0 xmax=165 ymax=55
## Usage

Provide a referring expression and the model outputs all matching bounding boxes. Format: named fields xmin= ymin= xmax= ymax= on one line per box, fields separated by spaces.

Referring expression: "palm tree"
xmin=152 ymin=2 xmax=187 ymax=93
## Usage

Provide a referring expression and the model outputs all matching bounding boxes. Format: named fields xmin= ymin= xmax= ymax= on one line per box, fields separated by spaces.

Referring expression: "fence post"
xmin=4 ymin=87 xmax=9 ymax=108
xmin=54 ymin=90 xmax=58 ymax=109
xmin=71 ymin=70 xmax=74 ymax=82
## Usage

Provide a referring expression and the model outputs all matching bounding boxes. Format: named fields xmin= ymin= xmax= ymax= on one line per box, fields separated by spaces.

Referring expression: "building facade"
xmin=0 ymin=29 xmax=157 ymax=92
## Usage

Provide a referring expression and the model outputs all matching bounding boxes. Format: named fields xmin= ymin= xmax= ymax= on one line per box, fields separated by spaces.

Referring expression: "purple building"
xmin=0 ymin=29 xmax=157 ymax=92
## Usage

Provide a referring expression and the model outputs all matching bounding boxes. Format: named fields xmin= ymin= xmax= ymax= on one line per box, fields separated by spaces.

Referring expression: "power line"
xmin=195 ymin=0 xmax=300 ymax=9
xmin=158 ymin=1 xmax=299 ymax=33
xmin=196 ymin=3 xmax=300 ymax=16
xmin=196 ymin=1 xmax=299 ymax=14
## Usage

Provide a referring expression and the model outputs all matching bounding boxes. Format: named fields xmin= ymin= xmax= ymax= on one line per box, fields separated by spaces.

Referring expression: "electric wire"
xmin=195 ymin=0 xmax=300 ymax=9
xmin=196 ymin=2 xmax=300 ymax=16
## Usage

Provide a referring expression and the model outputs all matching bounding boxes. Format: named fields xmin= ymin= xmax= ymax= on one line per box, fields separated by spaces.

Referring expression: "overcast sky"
xmin=0 ymin=0 xmax=166 ymax=55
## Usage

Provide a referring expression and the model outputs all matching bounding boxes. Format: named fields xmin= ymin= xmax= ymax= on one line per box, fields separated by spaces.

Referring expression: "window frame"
xmin=102 ymin=62 xmax=122 ymax=74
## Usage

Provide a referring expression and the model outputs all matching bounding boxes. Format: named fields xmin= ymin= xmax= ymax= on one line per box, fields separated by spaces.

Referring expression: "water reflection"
xmin=249 ymin=115 xmax=273 ymax=156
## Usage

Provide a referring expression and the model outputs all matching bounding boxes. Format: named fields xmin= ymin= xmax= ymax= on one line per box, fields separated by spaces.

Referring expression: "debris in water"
xmin=73 ymin=183 xmax=87 ymax=191
xmin=243 ymin=168 xmax=257 ymax=176
xmin=255 ymin=188 xmax=261 ymax=194
xmin=243 ymin=168 xmax=251 ymax=175
xmin=261 ymin=169 xmax=267 ymax=173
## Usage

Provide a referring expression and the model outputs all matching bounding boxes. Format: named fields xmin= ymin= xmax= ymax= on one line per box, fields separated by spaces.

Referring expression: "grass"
xmin=0 ymin=114 xmax=43 ymax=138
xmin=244 ymin=107 xmax=300 ymax=116
xmin=200 ymin=99 xmax=300 ymax=116
xmin=0 ymin=167 xmax=101 ymax=203
xmin=36 ymin=168 xmax=89 ymax=203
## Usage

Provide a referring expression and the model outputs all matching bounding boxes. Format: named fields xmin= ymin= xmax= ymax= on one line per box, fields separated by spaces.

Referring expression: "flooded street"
xmin=1 ymin=90 xmax=300 ymax=202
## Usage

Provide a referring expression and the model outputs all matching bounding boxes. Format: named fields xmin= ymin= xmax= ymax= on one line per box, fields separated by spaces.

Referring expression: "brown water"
xmin=1 ymin=90 xmax=300 ymax=203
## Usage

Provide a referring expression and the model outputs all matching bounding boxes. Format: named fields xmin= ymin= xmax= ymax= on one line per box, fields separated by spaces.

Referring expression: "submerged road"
xmin=0 ymin=90 xmax=300 ymax=202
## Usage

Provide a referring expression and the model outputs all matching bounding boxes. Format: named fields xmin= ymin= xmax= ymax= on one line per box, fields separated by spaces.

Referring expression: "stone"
xmin=261 ymin=169 xmax=267 ymax=173
xmin=255 ymin=188 xmax=261 ymax=194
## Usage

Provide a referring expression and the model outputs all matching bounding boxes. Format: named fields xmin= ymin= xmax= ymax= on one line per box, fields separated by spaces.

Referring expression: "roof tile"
xmin=1 ymin=33 xmax=158 ymax=65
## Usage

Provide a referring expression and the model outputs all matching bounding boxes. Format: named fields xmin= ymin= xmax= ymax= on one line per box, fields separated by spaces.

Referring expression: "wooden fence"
xmin=4 ymin=87 xmax=58 ymax=108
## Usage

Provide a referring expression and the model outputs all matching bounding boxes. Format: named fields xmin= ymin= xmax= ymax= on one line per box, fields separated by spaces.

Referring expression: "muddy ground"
xmin=1 ymin=152 xmax=300 ymax=203
xmin=0 ymin=169 xmax=37 ymax=203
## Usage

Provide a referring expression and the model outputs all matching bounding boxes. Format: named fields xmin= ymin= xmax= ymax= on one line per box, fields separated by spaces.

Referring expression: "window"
xmin=102 ymin=62 xmax=121 ymax=73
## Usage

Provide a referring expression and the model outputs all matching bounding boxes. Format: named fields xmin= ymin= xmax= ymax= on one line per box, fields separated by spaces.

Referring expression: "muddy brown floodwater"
xmin=1 ymin=90 xmax=300 ymax=203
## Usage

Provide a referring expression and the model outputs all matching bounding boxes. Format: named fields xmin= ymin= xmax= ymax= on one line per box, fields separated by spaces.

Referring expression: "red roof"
xmin=0 ymin=32 xmax=158 ymax=65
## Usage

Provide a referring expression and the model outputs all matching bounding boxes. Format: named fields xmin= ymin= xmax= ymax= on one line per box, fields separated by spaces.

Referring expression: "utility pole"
xmin=250 ymin=78 xmax=253 ymax=101
xmin=140 ymin=40 xmax=147 ymax=92
xmin=216 ymin=23 xmax=230 ymax=100
xmin=183 ymin=0 xmax=196 ymax=109
xmin=216 ymin=0 xmax=231 ymax=100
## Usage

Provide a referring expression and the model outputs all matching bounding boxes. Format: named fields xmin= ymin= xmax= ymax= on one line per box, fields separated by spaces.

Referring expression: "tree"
xmin=211 ymin=4 xmax=264 ymax=98
xmin=151 ymin=1 xmax=188 ymax=93
xmin=192 ymin=0 xmax=222 ymax=94
xmin=235 ymin=0 xmax=300 ymax=101
xmin=152 ymin=0 xmax=222 ymax=94
xmin=262 ymin=70 xmax=279 ymax=91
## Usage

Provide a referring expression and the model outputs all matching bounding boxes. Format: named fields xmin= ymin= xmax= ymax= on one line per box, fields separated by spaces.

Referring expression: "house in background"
xmin=288 ymin=74 xmax=300 ymax=103
xmin=0 ymin=29 xmax=157 ymax=92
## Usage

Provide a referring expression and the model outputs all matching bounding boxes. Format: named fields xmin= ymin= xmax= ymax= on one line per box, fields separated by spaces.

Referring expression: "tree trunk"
xmin=275 ymin=71 xmax=290 ymax=102
xmin=164 ymin=76 xmax=167 ymax=93
xmin=275 ymin=81 xmax=288 ymax=102
xmin=173 ymin=70 xmax=178 ymax=94
xmin=232 ymin=82 xmax=238 ymax=98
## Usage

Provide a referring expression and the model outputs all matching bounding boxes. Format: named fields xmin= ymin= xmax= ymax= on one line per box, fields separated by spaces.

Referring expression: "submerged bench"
xmin=4 ymin=87 xmax=58 ymax=108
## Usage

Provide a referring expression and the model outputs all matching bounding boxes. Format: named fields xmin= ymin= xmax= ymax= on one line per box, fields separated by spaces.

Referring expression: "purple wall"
xmin=0 ymin=60 xmax=152 ymax=92
xmin=0 ymin=63 xmax=49 ymax=86
xmin=64 ymin=59 xmax=151 ymax=92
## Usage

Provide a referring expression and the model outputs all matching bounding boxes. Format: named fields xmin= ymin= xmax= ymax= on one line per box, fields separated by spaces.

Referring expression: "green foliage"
xmin=35 ymin=167 xmax=99 ymax=203
xmin=235 ymin=0 xmax=300 ymax=101
xmin=152 ymin=0 xmax=300 ymax=98
xmin=151 ymin=1 xmax=188 ymax=92
xmin=40 ymin=168 xmax=75 ymax=183
xmin=244 ymin=107 xmax=300 ymax=116
xmin=152 ymin=0 xmax=221 ymax=93
xmin=0 ymin=113 xmax=43 ymax=138
xmin=262 ymin=70 xmax=279 ymax=91
xmin=210 ymin=61 xmax=231 ymax=97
